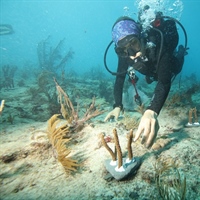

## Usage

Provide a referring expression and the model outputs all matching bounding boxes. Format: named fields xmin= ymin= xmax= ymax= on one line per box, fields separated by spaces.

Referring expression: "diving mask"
xmin=115 ymin=36 xmax=141 ymax=57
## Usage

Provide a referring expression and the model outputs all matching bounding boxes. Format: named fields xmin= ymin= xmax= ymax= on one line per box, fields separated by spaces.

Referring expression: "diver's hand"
xmin=104 ymin=107 xmax=121 ymax=122
xmin=134 ymin=109 xmax=159 ymax=148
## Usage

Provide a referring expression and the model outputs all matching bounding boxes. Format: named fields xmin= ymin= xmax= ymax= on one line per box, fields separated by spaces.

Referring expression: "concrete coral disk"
xmin=104 ymin=157 xmax=141 ymax=181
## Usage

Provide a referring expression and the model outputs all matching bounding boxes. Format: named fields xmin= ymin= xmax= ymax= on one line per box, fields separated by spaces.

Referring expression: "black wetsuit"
xmin=113 ymin=19 xmax=184 ymax=115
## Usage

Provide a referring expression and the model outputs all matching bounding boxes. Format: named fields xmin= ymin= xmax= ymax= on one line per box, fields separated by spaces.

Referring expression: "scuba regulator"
xmin=127 ymin=67 xmax=142 ymax=106
xmin=104 ymin=15 xmax=187 ymax=76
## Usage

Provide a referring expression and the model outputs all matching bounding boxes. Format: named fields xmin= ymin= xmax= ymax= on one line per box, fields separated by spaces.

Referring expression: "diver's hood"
xmin=112 ymin=17 xmax=141 ymax=46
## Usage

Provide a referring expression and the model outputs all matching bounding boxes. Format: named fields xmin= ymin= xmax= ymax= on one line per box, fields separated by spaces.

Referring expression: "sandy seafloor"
xmin=0 ymin=79 xmax=200 ymax=200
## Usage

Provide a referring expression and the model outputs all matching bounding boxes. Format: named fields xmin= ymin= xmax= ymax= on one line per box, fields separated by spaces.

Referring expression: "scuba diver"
xmin=104 ymin=6 xmax=188 ymax=148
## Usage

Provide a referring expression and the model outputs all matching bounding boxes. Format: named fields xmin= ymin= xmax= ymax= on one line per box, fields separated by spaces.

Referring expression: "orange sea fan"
xmin=47 ymin=114 xmax=79 ymax=172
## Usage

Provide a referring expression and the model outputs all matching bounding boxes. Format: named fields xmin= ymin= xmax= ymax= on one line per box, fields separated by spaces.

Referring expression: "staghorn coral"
xmin=154 ymin=157 xmax=186 ymax=200
xmin=127 ymin=129 xmax=133 ymax=160
xmin=100 ymin=133 xmax=116 ymax=162
xmin=113 ymin=128 xmax=123 ymax=168
xmin=101 ymin=129 xmax=134 ymax=169
xmin=47 ymin=114 xmax=79 ymax=172
xmin=187 ymin=107 xmax=198 ymax=124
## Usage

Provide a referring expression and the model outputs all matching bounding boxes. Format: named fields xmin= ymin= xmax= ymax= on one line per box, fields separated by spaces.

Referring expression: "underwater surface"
xmin=0 ymin=0 xmax=200 ymax=200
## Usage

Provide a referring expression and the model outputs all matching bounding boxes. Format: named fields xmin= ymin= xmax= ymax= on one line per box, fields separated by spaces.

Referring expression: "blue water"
xmin=0 ymin=0 xmax=200 ymax=78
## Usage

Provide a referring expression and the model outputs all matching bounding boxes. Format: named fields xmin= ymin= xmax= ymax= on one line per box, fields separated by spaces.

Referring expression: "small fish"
xmin=0 ymin=24 xmax=14 ymax=35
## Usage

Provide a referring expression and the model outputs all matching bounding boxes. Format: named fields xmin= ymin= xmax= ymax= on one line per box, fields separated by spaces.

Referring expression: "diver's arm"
xmin=147 ymin=79 xmax=171 ymax=115
xmin=134 ymin=20 xmax=181 ymax=148
xmin=134 ymin=53 xmax=172 ymax=148
xmin=113 ymin=56 xmax=129 ymax=109
xmin=147 ymin=53 xmax=172 ymax=115
xmin=104 ymin=57 xmax=129 ymax=122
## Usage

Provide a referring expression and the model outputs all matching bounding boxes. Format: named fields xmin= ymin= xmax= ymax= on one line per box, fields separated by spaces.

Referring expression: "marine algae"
xmin=154 ymin=157 xmax=186 ymax=200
